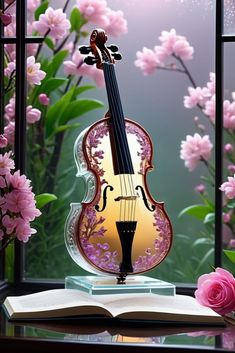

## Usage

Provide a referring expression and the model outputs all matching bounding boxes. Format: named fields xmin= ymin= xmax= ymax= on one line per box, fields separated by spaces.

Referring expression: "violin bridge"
xmin=114 ymin=196 xmax=138 ymax=201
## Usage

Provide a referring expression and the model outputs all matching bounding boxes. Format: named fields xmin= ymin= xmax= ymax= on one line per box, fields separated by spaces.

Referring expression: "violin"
xmin=65 ymin=29 xmax=173 ymax=283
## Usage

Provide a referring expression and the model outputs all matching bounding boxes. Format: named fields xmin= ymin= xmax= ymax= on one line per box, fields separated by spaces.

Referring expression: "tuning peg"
xmin=79 ymin=46 xmax=92 ymax=54
xmin=107 ymin=45 xmax=119 ymax=53
xmin=84 ymin=56 xmax=98 ymax=65
xmin=112 ymin=53 xmax=122 ymax=60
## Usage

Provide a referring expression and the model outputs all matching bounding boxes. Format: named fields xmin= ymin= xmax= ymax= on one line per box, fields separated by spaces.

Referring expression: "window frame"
xmin=0 ymin=0 xmax=231 ymax=296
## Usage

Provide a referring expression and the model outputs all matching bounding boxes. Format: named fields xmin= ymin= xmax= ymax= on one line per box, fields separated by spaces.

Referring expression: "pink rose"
xmin=195 ymin=267 xmax=235 ymax=315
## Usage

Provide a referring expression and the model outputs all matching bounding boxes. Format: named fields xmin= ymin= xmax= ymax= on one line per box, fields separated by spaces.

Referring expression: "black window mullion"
xmin=14 ymin=0 xmax=27 ymax=286
xmin=0 ymin=0 xmax=4 ymax=282
xmin=214 ymin=0 xmax=224 ymax=268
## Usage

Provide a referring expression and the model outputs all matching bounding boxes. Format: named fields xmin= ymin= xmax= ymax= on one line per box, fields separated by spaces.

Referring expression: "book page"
xmin=94 ymin=293 xmax=222 ymax=322
xmin=4 ymin=289 xmax=108 ymax=317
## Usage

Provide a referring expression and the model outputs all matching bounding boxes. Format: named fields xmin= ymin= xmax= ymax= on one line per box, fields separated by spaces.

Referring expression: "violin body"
xmin=65 ymin=29 xmax=173 ymax=280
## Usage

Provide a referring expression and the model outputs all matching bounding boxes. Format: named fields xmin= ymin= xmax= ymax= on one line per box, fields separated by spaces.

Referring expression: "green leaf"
xmin=193 ymin=238 xmax=214 ymax=247
xmin=44 ymin=37 xmax=55 ymax=51
xmin=42 ymin=78 xmax=68 ymax=94
xmin=70 ymin=7 xmax=84 ymax=32
xmin=195 ymin=247 xmax=214 ymax=273
xmin=54 ymin=122 xmax=81 ymax=134
xmin=75 ymin=85 xmax=96 ymax=95
xmin=46 ymin=50 xmax=68 ymax=78
xmin=224 ymin=250 xmax=235 ymax=264
xmin=59 ymin=99 xmax=104 ymax=125
xmin=203 ymin=213 xmax=215 ymax=224
xmin=45 ymin=86 xmax=76 ymax=137
xmin=178 ymin=204 xmax=213 ymax=220
xmin=36 ymin=193 xmax=57 ymax=209
xmin=227 ymin=201 xmax=235 ymax=209
xmin=35 ymin=1 xmax=49 ymax=20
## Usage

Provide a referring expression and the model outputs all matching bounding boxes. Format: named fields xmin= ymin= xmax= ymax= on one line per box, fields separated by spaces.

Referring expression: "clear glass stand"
xmin=65 ymin=275 xmax=175 ymax=296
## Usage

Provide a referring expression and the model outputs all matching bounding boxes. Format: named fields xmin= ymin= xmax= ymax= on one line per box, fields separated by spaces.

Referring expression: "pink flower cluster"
xmin=76 ymin=0 xmax=127 ymax=37
xmin=220 ymin=174 xmax=235 ymax=199
xmin=64 ymin=50 xmax=105 ymax=87
xmin=5 ymin=56 xmax=46 ymax=86
xmin=33 ymin=7 xmax=71 ymax=40
xmin=0 ymin=152 xmax=41 ymax=243
xmin=3 ymin=96 xmax=42 ymax=147
xmin=195 ymin=267 xmax=235 ymax=315
xmin=135 ymin=29 xmax=194 ymax=75
xmin=180 ymin=133 xmax=213 ymax=171
xmin=184 ymin=73 xmax=235 ymax=131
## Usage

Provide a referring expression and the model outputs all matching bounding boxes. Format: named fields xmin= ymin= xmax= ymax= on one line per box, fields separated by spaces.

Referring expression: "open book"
xmin=3 ymin=289 xmax=224 ymax=325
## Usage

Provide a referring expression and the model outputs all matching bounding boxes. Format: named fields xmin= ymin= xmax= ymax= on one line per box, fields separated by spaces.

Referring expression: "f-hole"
xmin=95 ymin=185 xmax=114 ymax=212
xmin=135 ymin=185 xmax=155 ymax=211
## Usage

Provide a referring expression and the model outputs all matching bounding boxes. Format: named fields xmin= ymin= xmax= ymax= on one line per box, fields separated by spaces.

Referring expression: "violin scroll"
xmin=79 ymin=28 xmax=122 ymax=69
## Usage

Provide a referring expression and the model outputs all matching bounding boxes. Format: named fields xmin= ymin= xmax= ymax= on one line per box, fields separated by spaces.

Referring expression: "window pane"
xmin=24 ymin=0 xmax=216 ymax=283
xmin=223 ymin=0 xmax=235 ymax=34
xmin=222 ymin=43 xmax=235 ymax=271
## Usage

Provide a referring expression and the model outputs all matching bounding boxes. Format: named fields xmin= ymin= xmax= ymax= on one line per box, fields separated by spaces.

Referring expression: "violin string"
xmin=109 ymin=66 xmax=132 ymax=221
xmin=109 ymin=63 xmax=136 ymax=223
xmin=104 ymin=64 xmax=128 ymax=221
xmin=104 ymin=63 xmax=137 ymax=223
xmin=110 ymin=64 xmax=137 ymax=222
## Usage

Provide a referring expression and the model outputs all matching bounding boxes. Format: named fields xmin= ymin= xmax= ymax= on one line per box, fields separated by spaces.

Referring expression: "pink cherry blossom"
xmin=135 ymin=47 xmax=159 ymax=75
xmin=180 ymin=133 xmax=213 ymax=171
xmin=104 ymin=9 xmax=127 ymax=37
xmin=64 ymin=50 xmax=105 ymax=87
xmin=172 ymin=38 xmax=194 ymax=60
xmin=154 ymin=45 xmax=169 ymax=65
xmin=195 ymin=267 xmax=235 ymax=315
xmin=14 ymin=217 xmax=36 ymax=242
xmin=5 ymin=97 xmax=15 ymax=121
xmin=89 ymin=66 xmax=105 ymax=87
xmin=27 ymin=56 xmax=46 ymax=86
xmin=6 ymin=170 xmax=31 ymax=191
xmin=224 ymin=143 xmax=234 ymax=153
xmin=27 ymin=0 xmax=40 ymax=12
xmin=76 ymin=0 xmax=109 ymax=27
xmin=227 ymin=164 xmax=235 ymax=174
xmin=224 ymin=100 xmax=235 ymax=130
xmin=4 ymin=121 xmax=15 ymax=146
xmin=0 ymin=152 xmax=41 ymax=244
xmin=2 ymin=214 xmax=16 ymax=234
xmin=207 ymin=72 xmax=215 ymax=96
xmin=184 ymin=87 xmax=210 ymax=108
xmin=229 ymin=239 xmax=235 ymax=248
xmin=0 ymin=135 xmax=8 ymax=148
xmin=39 ymin=93 xmax=50 ymax=106
xmin=0 ymin=229 xmax=4 ymax=240
xmin=0 ymin=152 xmax=14 ymax=175
xmin=63 ymin=50 xmax=83 ymax=76
xmin=33 ymin=7 xmax=71 ymax=40
xmin=204 ymin=95 xmax=215 ymax=122
xmin=26 ymin=105 xmax=41 ymax=124
xmin=4 ymin=60 xmax=15 ymax=77
xmin=223 ymin=212 xmax=232 ymax=223
xmin=0 ymin=176 xmax=5 ymax=188
xmin=27 ymin=23 xmax=39 ymax=56
xmin=194 ymin=184 xmax=206 ymax=194
xmin=2 ymin=190 xmax=23 ymax=213
xmin=220 ymin=174 xmax=235 ymax=199
xmin=159 ymin=28 xmax=194 ymax=60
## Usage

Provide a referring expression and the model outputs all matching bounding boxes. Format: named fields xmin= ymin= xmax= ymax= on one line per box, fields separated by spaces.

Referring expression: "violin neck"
xmin=103 ymin=62 xmax=134 ymax=175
